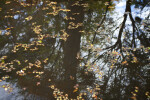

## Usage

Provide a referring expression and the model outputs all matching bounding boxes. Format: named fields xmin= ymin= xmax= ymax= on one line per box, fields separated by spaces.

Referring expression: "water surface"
xmin=0 ymin=0 xmax=150 ymax=100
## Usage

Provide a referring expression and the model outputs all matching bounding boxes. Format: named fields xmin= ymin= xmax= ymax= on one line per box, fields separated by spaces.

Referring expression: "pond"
xmin=0 ymin=0 xmax=150 ymax=100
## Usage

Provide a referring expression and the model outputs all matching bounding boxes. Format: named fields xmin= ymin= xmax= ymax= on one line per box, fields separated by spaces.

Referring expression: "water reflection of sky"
xmin=115 ymin=0 xmax=150 ymax=19
xmin=114 ymin=0 xmax=126 ymax=16
xmin=112 ymin=0 xmax=149 ymax=45
xmin=0 ymin=82 xmax=18 ymax=100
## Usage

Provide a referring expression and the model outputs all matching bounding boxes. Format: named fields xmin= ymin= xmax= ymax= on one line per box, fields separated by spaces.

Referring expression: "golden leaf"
xmin=122 ymin=61 xmax=127 ymax=65
xmin=135 ymin=89 xmax=138 ymax=92
xmin=73 ymin=88 xmax=78 ymax=93
xmin=6 ymin=28 xmax=11 ymax=30
xmin=145 ymin=92 xmax=149 ymax=96
xmin=25 ymin=16 xmax=32 ymax=21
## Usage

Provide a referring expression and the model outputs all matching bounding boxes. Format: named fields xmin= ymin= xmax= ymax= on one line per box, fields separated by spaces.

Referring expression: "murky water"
xmin=0 ymin=0 xmax=150 ymax=100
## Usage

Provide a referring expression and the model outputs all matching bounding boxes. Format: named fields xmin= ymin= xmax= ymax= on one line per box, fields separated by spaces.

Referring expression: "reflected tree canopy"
xmin=0 ymin=0 xmax=150 ymax=100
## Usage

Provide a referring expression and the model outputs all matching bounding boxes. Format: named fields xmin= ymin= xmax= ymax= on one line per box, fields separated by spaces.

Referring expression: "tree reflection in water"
xmin=0 ymin=0 xmax=150 ymax=100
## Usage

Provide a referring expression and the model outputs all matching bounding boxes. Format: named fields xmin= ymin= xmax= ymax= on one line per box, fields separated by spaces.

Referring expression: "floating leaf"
xmin=25 ymin=16 xmax=32 ymax=21
xmin=5 ymin=75 xmax=10 ymax=79
xmin=130 ymin=96 xmax=137 ymax=100
xmin=5 ymin=32 xmax=11 ymax=35
xmin=135 ymin=89 xmax=138 ymax=92
xmin=38 ymin=40 xmax=42 ymax=43
xmin=73 ymin=88 xmax=78 ymax=93
xmin=50 ymin=85 xmax=55 ymax=89
xmin=145 ymin=92 xmax=149 ymax=96
xmin=122 ymin=61 xmax=127 ymax=65
xmin=60 ymin=9 xmax=71 ymax=12
xmin=1 ymin=59 xmax=5 ymax=63
xmin=23 ymin=87 xmax=26 ymax=90
xmin=6 ymin=1 xmax=11 ymax=4
xmin=44 ymin=58 xmax=48 ymax=63
xmin=17 ymin=61 xmax=21 ymax=65
xmin=6 ymin=28 xmax=11 ymax=30
xmin=104 ymin=2 xmax=109 ymax=5
xmin=36 ymin=82 xmax=40 ymax=86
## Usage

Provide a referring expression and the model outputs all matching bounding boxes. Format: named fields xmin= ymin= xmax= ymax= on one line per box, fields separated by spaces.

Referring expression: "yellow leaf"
xmin=25 ymin=16 xmax=32 ymax=21
xmin=17 ymin=61 xmax=21 ymax=65
xmin=38 ymin=40 xmax=42 ymax=43
xmin=122 ymin=61 xmax=127 ymax=65
xmin=60 ymin=9 xmax=71 ymax=12
xmin=73 ymin=88 xmax=78 ymax=93
xmin=6 ymin=28 xmax=11 ymax=30
xmin=145 ymin=92 xmax=149 ymax=96
xmin=2 ymin=85 xmax=6 ymax=88
xmin=135 ymin=89 xmax=138 ymax=92
xmin=49 ymin=85 xmax=55 ymax=89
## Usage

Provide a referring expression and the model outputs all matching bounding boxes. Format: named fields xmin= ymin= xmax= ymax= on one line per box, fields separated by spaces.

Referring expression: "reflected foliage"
xmin=0 ymin=0 xmax=150 ymax=100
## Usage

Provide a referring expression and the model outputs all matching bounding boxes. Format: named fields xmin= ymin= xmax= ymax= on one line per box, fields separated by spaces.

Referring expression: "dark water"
xmin=0 ymin=0 xmax=150 ymax=100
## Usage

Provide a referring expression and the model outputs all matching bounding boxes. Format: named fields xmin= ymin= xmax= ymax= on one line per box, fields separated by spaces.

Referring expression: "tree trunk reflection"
xmin=62 ymin=1 xmax=84 ymax=98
